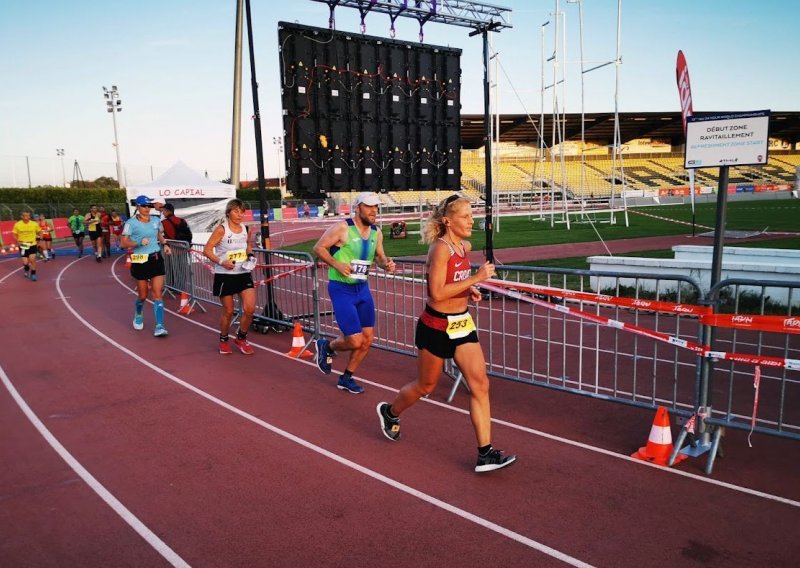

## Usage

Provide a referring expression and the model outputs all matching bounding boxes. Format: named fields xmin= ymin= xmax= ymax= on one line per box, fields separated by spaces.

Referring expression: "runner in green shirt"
xmin=67 ymin=208 xmax=85 ymax=257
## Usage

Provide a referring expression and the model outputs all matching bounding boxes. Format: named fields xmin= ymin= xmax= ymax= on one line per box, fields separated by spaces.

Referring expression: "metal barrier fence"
xmin=470 ymin=264 xmax=705 ymax=414
xmin=162 ymin=241 xmax=203 ymax=311
xmin=161 ymin=246 xmax=799 ymax=475
xmin=707 ymin=278 xmax=800 ymax=440
xmin=672 ymin=278 xmax=800 ymax=473
xmin=163 ymin=241 xmax=320 ymax=344
xmin=319 ymin=259 xmax=706 ymax=412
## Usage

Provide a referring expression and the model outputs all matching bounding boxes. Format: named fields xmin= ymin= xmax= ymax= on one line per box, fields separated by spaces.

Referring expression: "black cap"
xmin=163 ymin=203 xmax=175 ymax=212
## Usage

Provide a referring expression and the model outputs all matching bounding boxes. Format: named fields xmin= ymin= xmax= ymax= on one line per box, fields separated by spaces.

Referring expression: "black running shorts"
xmin=213 ymin=272 xmax=254 ymax=297
xmin=20 ymin=244 xmax=37 ymax=257
xmin=130 ymin=253 xmax=166 ymax=281
xmin=87 ymin=229 xmax=102 ymax=241
xmin=414 ymin=305 xmax=479 ymax=359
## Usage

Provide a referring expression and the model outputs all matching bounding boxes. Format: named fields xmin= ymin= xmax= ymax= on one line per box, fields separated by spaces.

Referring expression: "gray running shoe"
xmin=475 ymin=448 xmax=516 ymax=473
xmin=376 ymin=402 xmax=400 ymax=441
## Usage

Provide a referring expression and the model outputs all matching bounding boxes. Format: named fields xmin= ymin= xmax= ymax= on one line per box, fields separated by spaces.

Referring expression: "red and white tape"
xmin=478 ymin=280 xmax=800 ymax=371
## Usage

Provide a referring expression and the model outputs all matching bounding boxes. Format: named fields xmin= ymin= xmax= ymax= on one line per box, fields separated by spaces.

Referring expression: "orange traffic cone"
xmin=125 ymin=251 xmax=132 ymax=267
xmin=286 ymin=322 xmax=313 ymax=358
xmin=177 ymin=291 xmax=193 ymax=315
xmin=631 ymin=406 xmax=687 ymax=466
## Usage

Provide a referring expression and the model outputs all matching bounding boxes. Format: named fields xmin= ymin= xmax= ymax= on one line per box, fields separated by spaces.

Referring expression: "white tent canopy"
xmin=126 ymin=161 xmax=235 ymax=202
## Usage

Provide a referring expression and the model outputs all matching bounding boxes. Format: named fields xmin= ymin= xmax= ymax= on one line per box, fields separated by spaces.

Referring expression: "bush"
xmin=236 ymin=187 xmax=282 ymax=209
xmin=0 ymin=188 xmax=127 ymax=219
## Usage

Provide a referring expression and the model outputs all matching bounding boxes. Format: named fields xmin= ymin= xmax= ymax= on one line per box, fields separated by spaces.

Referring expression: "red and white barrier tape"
xmin=629 ymin=209 xmax=714 ymax=230
xmin=478 ymin=281 xmax=800 ymax=371
xmin=700 ymin=313 xmax=800 ymax=335
xmin=252 ymin=263 xmax=311 ymax=287
xmin=486 ymin=278 xmax=711 ymax=317
xmin=186 ymin=248 xmax=313 ymax=284
xmin=684 ymin=414 xmax=697 ymax=435
xmin=748 ymin=366 xmax=761 ymax=447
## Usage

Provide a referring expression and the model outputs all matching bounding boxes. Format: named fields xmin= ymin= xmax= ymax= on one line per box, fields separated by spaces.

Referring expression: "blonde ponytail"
xmin=420 ymin=194 xmax=469 ymax=244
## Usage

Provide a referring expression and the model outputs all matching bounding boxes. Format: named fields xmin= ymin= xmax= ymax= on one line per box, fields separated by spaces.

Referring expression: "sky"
xmin=1 ymin=0 xmax=798 ymax=187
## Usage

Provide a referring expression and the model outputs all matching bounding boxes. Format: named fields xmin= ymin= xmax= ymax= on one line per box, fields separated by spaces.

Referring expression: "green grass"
xmin=507 ymin=237 xmax=800 ymax=272
xmin=645 ymin=200 xmax=800 ymax=232
xmin=727 ymin=237 xmax=800 ymax=250
xmin=285 ymin=199 xmax=800 ymax=260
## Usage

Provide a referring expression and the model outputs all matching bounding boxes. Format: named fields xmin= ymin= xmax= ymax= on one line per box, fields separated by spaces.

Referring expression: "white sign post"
xmin=685 ymin=110 xmax=770 ymax=169
xmin=683 ymin=110 xmax=771 ymax=299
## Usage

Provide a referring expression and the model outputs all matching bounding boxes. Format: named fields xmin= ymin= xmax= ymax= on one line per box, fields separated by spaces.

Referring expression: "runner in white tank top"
xmin=203 ymin=199 xmax=256 ymax=355
xmin=213 ymin=219 xmax=250 ymax=275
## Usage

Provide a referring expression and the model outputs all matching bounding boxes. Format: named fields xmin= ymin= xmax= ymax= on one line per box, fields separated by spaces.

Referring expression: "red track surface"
xmin=2 ymin=232 xmax=800 ymax=566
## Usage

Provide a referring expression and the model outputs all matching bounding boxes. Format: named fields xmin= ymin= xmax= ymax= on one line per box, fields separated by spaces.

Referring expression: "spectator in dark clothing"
xmin=161 ymin=203 xmax=193 ymax=243
xmin=161 ymin=203 xmax=193 ymax=293
xmin=99 ymin=206 xmax=112 ymax=257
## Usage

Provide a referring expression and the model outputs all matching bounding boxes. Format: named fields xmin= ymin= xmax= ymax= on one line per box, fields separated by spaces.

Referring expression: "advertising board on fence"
xmin=685 ymin=110 xmax=770 ymax=169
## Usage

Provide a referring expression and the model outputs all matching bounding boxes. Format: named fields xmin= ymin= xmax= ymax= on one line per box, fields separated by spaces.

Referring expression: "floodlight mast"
xmin=311 ymin=0 xmax=512 ymax=263
xmin=102 ymin=85 xmax=125 ymax=188
xmin=56 ymin=148 xmax=66 ymax=187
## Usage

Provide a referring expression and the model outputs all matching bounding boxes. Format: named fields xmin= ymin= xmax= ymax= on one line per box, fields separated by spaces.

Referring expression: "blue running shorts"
xmin=328 ymin=280 xmax=375 ymax=336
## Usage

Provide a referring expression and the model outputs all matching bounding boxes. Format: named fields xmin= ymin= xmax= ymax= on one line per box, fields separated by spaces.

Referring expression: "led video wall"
xmin=278 ymin=22 xmax=462 ymax=196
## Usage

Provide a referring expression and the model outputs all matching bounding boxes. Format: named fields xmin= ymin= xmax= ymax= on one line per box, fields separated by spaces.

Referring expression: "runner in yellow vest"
xmin=12 ymin=211 xmax=42 ymax=281
xmin=84 ymin=205 xmax=104 ymax=262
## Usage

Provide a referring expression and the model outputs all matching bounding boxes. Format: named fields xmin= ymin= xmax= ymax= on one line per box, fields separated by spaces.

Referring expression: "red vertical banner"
xmin=676 ymin=50 xmax=693 ymax=133
xmin=676 ymin=50 xmax=697 ymax=219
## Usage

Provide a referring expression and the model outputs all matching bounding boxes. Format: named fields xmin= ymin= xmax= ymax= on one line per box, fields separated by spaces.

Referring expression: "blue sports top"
xmin=122 ymin=215 xmax=163 ymax=255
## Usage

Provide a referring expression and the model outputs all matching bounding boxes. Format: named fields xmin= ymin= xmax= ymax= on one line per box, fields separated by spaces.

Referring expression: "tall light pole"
xmin=539 ymin=20 xmax=549 ymax=221
xmin=272 ymin=136 xmax=284 ymax=194
xmin=230 ymin=0 xmax=244 ymax=188
xmin=103 ymin=85 xmax=125 ymax=188
xmin=56 ymin=148 xmax=66 ymax=187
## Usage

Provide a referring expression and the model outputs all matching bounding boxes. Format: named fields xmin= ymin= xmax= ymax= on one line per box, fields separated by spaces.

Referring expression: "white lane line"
xmin=107 ymin=256 xmax=800 ymax=509
xmin=0 ymin=266 xmax=23 ymax=284
xmin=68 ymin=259 xmax=593 ymax=566
xmin=0 ymin=363 xmax=189 ymax=568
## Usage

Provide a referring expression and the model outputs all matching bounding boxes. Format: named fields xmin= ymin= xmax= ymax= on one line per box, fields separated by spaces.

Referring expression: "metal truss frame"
xmin=310 ymin=0 xmax=512 ymax=32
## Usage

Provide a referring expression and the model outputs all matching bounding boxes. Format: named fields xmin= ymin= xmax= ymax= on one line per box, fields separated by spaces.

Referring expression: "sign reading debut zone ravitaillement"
xmin=684 ymin=110 xmax=770 ymax=169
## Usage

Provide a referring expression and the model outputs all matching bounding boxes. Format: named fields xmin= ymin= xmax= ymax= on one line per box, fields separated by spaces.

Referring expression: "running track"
xmin=1 ymin=227 xmax=799 ymax=566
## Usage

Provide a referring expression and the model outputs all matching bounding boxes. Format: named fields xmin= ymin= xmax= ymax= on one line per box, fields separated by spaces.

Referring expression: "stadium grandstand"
xmin=325 ymin=110 xmax=800 ymax=210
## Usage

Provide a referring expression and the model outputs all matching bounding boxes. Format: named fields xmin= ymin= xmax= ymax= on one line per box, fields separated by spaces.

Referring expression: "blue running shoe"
xmin=30 ymin=274 xmax=37 ymax=282
xmin=153 ymin=325 xmax=168 ymax=337
xmin=133 ymin=313 xmax=144 ymax=330
xmin=316 ymin=338 xmax=332 ymax=375
xmin=337 ymin=375 xmax=364 ymax=394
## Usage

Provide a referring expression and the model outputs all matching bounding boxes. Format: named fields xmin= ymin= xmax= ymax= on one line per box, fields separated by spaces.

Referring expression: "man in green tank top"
xmin=313 ymin=192 xmax=396 ymax=393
